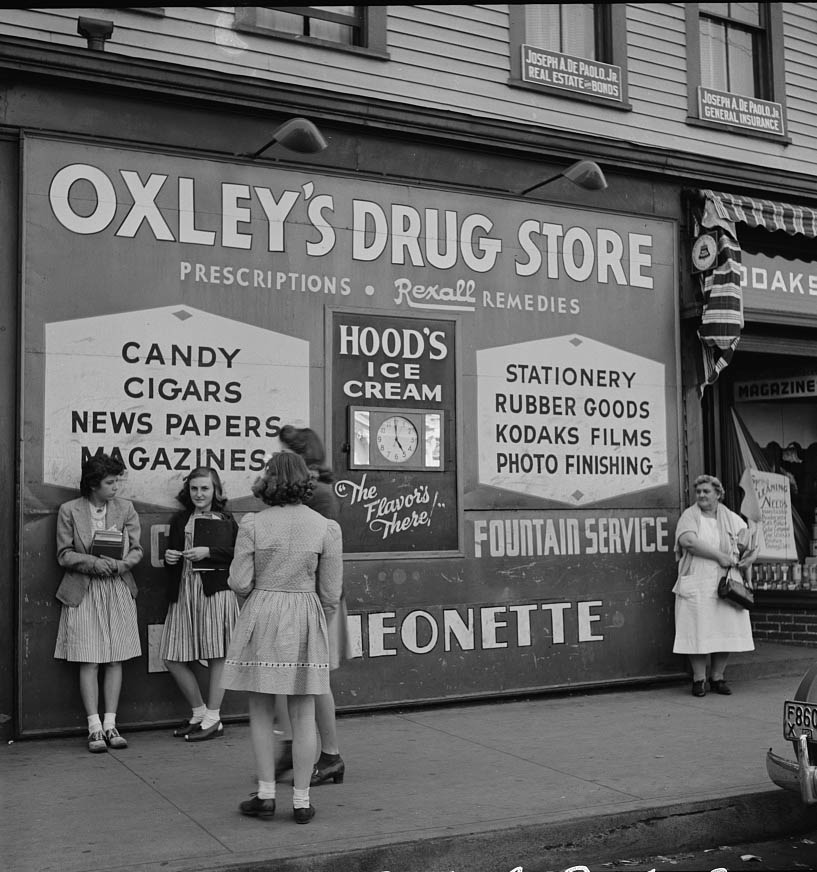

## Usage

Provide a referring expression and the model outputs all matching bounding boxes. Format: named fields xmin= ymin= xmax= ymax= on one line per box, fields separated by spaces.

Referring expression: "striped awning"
xmin=695 ymin=189 xmax=817 ymax=392
xmin=700 ymin=188 xmax=817 ymax=238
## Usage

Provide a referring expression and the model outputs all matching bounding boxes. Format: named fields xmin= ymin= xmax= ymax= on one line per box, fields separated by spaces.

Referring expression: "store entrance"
xmin=716 ymin=344 xmax=817 ymax=588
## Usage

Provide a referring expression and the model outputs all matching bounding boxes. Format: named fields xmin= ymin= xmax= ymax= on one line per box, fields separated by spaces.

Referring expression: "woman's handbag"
xmin=718 ymin=567 xmax=755 ymax=609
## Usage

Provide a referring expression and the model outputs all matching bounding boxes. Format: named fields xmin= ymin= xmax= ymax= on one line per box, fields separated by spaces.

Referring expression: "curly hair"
xmin=80 ymin=454 xmax=126 ymax=498
xmin=252 ymin=452 xmax=314 ymax=506
xmin=694 ymin=474 xmax=724 ymax=499
xmin=176 ymin=467 xmax=227 ymax=511
xmin=279 ymin=424 xmax=334 ymax=482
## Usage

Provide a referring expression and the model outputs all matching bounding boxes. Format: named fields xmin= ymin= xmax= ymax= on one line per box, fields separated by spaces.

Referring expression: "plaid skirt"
xmin=54 ymin=576 xmax=141 ymax=663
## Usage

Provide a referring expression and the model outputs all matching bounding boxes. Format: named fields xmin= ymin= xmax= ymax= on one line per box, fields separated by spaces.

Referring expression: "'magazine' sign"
xmin=698 ymin=86 xmax=785 ymax=135
xmin=734 ymin=374 xmax=817 ymax=402
xmin=521 ymin=44 xmax=622 ymax=102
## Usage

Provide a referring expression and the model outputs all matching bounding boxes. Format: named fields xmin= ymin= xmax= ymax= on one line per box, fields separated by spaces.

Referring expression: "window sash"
xmin=524 ymin=3 xmax=604 ymax=62
xmin=699 ymin=3 xmax=767 ymax=98
xmin=242 ymin=6 xmax=365 ymax=47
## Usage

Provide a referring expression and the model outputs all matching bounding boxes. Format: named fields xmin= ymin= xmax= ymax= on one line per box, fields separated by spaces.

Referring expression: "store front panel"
xmin=695 ymin=190 xmax=817 ymax=616
xmin=19 ymin=136 xmax=682 ymax=733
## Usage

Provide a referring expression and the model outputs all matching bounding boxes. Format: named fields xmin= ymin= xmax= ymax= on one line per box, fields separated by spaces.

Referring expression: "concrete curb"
xmin=124 ymin=788 xmax=817 ymax=872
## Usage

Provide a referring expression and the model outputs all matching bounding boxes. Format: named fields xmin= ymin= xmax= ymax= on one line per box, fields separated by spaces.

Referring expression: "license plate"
xmin=783 ymin=699 xmax=817 ymax=741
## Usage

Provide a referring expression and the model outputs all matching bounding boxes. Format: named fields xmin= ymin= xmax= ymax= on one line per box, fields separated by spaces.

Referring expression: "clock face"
xmin=376 ymin=415 xmax=419 ymax=463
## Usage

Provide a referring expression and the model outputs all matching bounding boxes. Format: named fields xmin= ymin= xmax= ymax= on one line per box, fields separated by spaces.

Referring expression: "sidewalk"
xmin=4 ymin=644 xmax=817 ymax=872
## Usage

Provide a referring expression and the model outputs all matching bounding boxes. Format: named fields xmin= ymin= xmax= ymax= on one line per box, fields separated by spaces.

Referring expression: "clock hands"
xmin=394 ymin=418 xmax=405 ymax=454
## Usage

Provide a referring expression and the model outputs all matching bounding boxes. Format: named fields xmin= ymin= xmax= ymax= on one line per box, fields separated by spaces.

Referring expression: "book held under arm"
xmin=192 ymin=517 xmax=234 ymax=569
xmin=90 ymin=528 xmax=126 ymax=559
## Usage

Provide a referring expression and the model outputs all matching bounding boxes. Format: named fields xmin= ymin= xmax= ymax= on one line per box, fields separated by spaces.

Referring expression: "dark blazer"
xmin=163 ymin=509 xmax=238 ymax=602
xmin=55 ymin=497 xmax=143 ymax=607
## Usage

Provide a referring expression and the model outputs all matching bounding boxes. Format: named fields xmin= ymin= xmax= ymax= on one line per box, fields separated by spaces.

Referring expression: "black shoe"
xmin=293 ymin=805 xmax=315 ymax=824
xmin=710 ymin=679 xmax=732 ymax=695
xmin=310 ymin=754 xmax=345 ymax=786
xmin=240 ymin=795 xmax=276 ymax=819
xmin=275 ymin=739 xmax=293 ymax=778
xmin=692 ymin=680 xmax=706 ymax=697
xmin=173 ymin=720 xmax=202 ymax=738
xmin=186 ymin=721 xmax=223 ymax=742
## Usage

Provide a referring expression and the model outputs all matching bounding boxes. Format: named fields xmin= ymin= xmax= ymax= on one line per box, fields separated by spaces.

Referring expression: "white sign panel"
xmin=698 ymin=86 xmax=785 ymax=136
xmin=477 ymin=334 xmax=667 ymax=504
xmin=43 ymin=305 xmax=309 ymax=506
xmin=521 ymin=44 xmax=623 ymax=102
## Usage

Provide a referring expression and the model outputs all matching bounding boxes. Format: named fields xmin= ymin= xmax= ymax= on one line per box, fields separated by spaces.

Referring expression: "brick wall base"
xmin=751 ymin=609 xmax=817 ymax=646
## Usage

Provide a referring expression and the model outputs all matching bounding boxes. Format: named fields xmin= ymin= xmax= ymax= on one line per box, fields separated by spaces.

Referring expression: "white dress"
xmin=672 ymin=516 xmax=754 ymax=654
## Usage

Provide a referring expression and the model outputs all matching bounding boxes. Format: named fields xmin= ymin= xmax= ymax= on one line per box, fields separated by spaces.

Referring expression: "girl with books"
xmin=54 ymin=453 xmax=143 ymax=753
xmin=161 ymin=466 xmax=239 ymax=741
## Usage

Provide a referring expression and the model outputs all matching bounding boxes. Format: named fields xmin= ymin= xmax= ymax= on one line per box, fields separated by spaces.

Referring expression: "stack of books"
xmin=192 ymin=517 xmax=234 ymax=570
xmin=90 ymin=529 xmax=126 ymax=559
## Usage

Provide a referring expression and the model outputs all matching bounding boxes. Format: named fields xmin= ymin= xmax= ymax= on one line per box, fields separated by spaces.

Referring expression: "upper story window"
xmin=234 ymin=5 xmax=388 ymax=56
xmin=686 ymin=2 xmax=786 ymax=139
xmin=524 ymin=4 xmax=608 ymax=62
xmin=699 ymin=2 xmax=769 ymax=98
xmin=509 ymin=4 xmax=629 ymax=109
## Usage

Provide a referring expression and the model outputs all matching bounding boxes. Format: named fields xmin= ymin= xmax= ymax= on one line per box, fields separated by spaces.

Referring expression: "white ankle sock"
xmin=87 ymin=715 xmax=102 ymax=734
xmin=292 ymin=787 xmax=310 ymax=808
xmin=201 ymin=708 xmax=220 ymax=729
xmin=102 ymin=713 xmax=116 ymax=731
xmin=190 ymin=704 xmax=206 ymax=724
xmin=257 ymin=780 xmax=276 ymax=800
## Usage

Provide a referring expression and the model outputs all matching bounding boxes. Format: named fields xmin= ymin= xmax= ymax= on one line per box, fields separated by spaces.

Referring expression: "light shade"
xmin=239 ymin=118 xmax=328 ymax=159
xmin=520 ymin=159 xmax=608 ymax=196
xmin=562 ymin=159 xmax=608 ymax=190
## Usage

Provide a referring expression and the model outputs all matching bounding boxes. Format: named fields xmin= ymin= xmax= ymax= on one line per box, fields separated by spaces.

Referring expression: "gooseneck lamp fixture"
xmin=238 ymin=118 xmax=328 ymax=159
xmin=520 ymin=159 xmax=608 ymax=196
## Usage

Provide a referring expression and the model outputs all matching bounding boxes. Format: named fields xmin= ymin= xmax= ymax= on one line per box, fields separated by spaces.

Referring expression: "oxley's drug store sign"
xmin=19 ymin=136 xmax=681 ymax=728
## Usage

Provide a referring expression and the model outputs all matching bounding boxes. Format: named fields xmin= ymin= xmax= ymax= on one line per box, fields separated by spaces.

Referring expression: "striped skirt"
xmin=54 ymin=577 xmax=141 ymax=663
xmin=160 ymin=568 xmax=239 ymax=662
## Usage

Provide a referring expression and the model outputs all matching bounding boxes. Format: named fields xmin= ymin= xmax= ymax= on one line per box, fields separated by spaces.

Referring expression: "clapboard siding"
xmin=2 ymin=5 xmax=817 ymax=179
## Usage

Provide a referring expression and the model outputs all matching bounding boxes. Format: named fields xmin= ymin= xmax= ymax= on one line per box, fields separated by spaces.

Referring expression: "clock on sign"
xmin=349 ymin=406 xmax=444 ymax=471
xmin=376 ymin=415 xmax=419 ymax=463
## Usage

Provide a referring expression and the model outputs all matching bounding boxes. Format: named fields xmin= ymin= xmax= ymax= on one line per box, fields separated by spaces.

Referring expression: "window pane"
xmin=312 ymin=5 xmax=357 ymax=17
xmin=699 ymin=3 xmax=729 ymax=17
xmin=254 ymin=9 xmax=304 ymax=35
xmin=309 ymin=18 xmax=354 ymax=43
xmin=700 ymin=18 xmax=728 ymax=90
xmin=729 ymin=2 xmax=760 ymax=27
xmin=562 ymin=3 xmax=596 ymax=59
xmin=525 ymin=4 xmax=561 ymax=52
xmin=728 ymin=26 xmax=756 ymax=95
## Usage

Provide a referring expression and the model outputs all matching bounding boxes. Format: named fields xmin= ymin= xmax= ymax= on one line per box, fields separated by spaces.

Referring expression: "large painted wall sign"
xmin=43 ymin=305 xmax=309 ymax=506
xmin=19 ymin=135 xmax=681 ymax=733
xmin=476 ymin=335 xmax=667 ymax=504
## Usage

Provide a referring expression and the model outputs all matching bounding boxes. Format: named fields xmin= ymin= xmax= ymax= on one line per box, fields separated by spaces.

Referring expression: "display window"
xmin=718 ymin=350 xmax=817 ymax=591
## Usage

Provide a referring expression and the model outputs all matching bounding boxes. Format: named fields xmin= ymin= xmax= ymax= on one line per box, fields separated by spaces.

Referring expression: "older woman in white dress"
xmin=673 ymin=474 xmax=756 ymax=697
